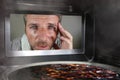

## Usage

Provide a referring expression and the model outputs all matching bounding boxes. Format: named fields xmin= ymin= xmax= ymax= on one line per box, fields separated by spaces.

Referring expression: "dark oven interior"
xmin=0 ymin=0 xmax=120 ymax=79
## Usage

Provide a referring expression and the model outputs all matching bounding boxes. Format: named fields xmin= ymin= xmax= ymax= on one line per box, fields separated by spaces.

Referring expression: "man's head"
xmin=24 ymin=14 xmax=61 ymax=50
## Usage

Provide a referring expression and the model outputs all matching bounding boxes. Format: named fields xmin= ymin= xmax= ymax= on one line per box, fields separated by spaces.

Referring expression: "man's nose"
xmin=36 ymin=28 xmax=48 ymax=39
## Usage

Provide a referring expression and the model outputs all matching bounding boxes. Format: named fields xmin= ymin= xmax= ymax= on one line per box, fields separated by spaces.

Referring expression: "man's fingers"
xmin=57 ymin=23 xmax=73 ymax=49
xmin=58 ymin=23 xmax=66 ymax=36
xmin=58 ymin=23 xmax=72 ymax=40
xmin=60 ymin=36 xmax=73 ymax=49
xmin=60 ymin=37 xmax=71 ymax=43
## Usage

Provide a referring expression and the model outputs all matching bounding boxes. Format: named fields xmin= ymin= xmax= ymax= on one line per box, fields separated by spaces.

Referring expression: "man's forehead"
xmin=26 ymin=14 xmax=59 ymax=19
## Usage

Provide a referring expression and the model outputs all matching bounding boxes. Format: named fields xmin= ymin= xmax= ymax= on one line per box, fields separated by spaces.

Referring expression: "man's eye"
xmin=48 ymin=25 xmax=55 ymax=30
xmin=30 ymin=25 xmax=38 ymax=30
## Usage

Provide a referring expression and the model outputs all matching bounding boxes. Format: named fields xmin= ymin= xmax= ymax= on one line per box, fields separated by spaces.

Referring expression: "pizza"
xmin=31 ymin=64 xmax=120 ymax=80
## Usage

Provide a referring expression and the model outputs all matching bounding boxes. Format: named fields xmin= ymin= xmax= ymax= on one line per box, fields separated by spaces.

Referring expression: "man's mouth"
xmin=36 ymin=45 xmax=49 ymax=50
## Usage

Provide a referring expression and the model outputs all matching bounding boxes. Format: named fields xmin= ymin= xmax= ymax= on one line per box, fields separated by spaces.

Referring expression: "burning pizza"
xmin=31 ymin=64 xmax=120 ymax=80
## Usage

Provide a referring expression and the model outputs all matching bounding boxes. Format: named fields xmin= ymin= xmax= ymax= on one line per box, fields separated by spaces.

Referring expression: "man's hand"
xmin=54 ymin=23 xmax=73 ymax=49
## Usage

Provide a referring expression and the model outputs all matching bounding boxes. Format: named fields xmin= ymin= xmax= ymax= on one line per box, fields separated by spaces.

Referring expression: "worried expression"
xmin=25 ymin=14 xmax=59 ymax=50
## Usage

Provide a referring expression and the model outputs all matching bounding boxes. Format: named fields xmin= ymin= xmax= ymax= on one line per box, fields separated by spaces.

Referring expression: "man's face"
xmin=25 ymin=14 xmax=59 ymax=50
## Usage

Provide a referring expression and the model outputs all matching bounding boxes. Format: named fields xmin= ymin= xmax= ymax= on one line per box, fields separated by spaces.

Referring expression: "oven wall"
xmin=94 ymin=0 xmax=120 ymax=67
xmin=0 ymin=0 xmax=5 ymax=62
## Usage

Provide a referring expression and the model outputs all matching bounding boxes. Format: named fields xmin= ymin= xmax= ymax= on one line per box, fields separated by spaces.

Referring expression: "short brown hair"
xmin=23 ymin=14 xmax=62 ymax=26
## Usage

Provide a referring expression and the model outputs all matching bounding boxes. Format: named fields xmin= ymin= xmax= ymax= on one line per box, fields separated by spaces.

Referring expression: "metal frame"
xmin=5 ymin=13 xmax=86 ymax=57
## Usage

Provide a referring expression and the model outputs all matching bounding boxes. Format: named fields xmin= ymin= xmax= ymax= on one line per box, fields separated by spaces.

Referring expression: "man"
xmin=11 ymin=14 xmax=73 ymax=50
